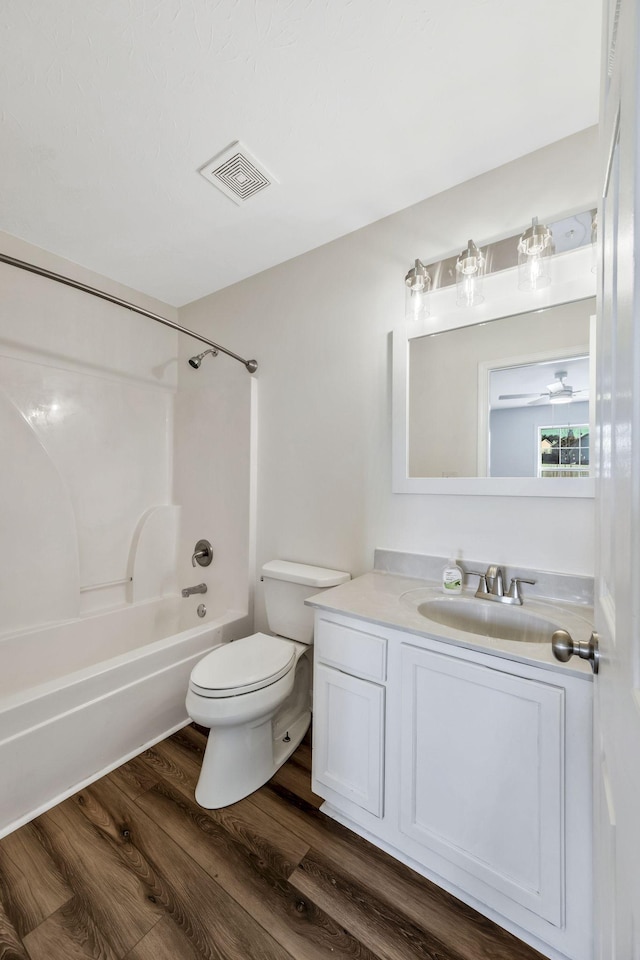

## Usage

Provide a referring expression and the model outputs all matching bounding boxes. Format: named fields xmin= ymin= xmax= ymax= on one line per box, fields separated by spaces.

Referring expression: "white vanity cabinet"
xmin=311 ymin=610 xmax=593 ymax=960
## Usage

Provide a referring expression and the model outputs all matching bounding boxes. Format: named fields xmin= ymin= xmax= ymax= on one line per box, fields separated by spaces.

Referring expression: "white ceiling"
xmin=0 ymin=1 xmax=602 ymax=306
xmin=490 ymin=355 xmax=590 ymax=409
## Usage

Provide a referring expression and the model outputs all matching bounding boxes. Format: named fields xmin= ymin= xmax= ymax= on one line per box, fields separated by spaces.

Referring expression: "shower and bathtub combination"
xmin=0 ymin=251 xmax=258 ymax=837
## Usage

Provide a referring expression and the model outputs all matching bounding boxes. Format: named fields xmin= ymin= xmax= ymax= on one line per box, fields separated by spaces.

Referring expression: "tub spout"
xmin=182 ymin=583 xmax=207 ymax=598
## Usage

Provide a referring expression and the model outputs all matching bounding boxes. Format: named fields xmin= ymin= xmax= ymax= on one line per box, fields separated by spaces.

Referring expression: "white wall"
xmin=491 ymin=402 xmax=590 ymax=477
xmin=178 ymin=127 xmax=599 ymax=631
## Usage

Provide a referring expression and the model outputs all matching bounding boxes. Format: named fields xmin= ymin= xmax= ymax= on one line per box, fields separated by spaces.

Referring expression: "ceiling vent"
xmin=199 ymin=141 xmax=277 ymax=205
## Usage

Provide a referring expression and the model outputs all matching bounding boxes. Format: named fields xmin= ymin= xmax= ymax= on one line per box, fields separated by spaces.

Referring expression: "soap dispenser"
xmin=442 ymin=558 xmax=463 ymax=594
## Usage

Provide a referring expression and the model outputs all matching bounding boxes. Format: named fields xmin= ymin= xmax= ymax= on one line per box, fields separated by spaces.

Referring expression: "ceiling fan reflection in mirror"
xmin=499 ymin=370 xmax=588 ymax=405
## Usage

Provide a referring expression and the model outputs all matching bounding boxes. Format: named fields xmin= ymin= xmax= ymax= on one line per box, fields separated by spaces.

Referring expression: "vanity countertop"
xmin=306 ymin=571 xmax=594 ymax=680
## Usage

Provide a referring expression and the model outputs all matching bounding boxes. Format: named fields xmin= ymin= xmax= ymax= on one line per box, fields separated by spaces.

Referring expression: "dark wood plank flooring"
xmin=0 ymin=726 xmax=546 ymax=960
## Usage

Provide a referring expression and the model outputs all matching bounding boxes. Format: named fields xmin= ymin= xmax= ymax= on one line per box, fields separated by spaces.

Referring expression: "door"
xmin=312 ymin=663 xmax=385 ymax=817
xmin=594 ymin=0 xmax=640 ymax=955
xmin=398 ymin=644 xmax=564 ymax=926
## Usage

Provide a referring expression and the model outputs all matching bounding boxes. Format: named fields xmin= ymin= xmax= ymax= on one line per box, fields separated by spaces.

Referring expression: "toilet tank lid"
xmin=262 ymin=560 xmax=350 ymax=588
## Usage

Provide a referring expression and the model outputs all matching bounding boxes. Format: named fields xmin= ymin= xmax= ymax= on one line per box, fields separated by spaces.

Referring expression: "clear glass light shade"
xmin=405 ymin=259 xmax=431 ymax=321
xmin=455 ymin=240 xmax=484 ymax=306
xmin=518 ymin=217 xmax=553 ymax=291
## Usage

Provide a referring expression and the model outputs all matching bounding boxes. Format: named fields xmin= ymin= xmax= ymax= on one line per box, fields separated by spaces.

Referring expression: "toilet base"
xmin=194 ymin=708 xmax=311 ymax=809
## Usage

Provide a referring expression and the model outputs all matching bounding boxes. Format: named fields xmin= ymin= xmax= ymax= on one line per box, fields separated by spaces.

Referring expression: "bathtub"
xmin=0 ymin=599 xmax=249 ymax=837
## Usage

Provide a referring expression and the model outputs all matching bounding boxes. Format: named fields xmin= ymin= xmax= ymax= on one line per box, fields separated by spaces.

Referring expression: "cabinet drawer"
xmin=315 ymin=617 xmax=387 ymax=681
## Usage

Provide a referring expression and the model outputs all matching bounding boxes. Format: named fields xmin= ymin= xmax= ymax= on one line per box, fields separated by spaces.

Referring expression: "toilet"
xmin=185 ymin=560 xmax=350 ymax=809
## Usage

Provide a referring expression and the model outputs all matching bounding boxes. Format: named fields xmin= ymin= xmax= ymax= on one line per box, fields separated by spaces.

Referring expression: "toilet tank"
xmin=261 ymin=560 xmax=350 ymax=644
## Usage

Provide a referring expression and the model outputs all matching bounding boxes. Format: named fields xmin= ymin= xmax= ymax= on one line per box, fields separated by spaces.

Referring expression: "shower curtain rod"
xmin=0 ymin=252 xmax=258 ymax=374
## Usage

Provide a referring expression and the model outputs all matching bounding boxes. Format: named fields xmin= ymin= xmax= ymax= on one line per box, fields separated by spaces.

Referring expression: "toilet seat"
xmin=189 ymin=633 xmax=296 ymax=698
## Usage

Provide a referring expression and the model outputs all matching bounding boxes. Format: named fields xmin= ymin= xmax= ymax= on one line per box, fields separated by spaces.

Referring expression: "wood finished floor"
xmin=0 ymin=726 xmax=546 ymax=960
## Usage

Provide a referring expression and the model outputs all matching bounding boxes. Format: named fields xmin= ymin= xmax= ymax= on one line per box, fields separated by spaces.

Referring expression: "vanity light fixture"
xmin=455 ymin=239 xmax=485 ymax=306
xmin=517 ymin=216 xmax=554 ymax=291
xmin=404 ymin=258 xmax=431 ymax=321
xmin=404 ymin=208 xmax=593 ymax=309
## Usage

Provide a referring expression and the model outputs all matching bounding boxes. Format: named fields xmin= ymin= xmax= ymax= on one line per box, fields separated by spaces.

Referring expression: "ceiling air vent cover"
xmin=199 ymin=141 xmax=277 ymax=205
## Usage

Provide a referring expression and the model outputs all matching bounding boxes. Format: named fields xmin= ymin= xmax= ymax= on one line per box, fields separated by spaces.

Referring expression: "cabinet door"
xmin=313 ymin=663 xmax=384 ymax=817
xmin=399 ymin=644 xmax=564 ymax=926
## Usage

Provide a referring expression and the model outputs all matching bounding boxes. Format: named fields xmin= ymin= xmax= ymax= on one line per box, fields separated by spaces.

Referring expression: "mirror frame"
xmin=392 ymin=244 xmax=597 ymax=496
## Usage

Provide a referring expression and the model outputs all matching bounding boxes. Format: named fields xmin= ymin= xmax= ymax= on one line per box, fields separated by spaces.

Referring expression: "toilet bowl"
xmin=186 ymin=633 xmax=311 ymax=808
xmin=186 ymin=560 xmax=349 ymax=809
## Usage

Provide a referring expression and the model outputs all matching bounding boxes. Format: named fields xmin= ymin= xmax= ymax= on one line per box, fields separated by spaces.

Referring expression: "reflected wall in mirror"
xmin=408 ymin=298 xmax=595 ymax=479
xmin=488 ymin=353 xmax=590 ymax=478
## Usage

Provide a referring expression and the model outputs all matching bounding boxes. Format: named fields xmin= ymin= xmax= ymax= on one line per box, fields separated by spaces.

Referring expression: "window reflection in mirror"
xmin=407 ymin=298 xmax=595 ymax=479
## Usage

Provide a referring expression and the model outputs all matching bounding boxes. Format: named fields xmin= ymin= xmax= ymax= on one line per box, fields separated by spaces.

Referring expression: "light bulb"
xmin=404 ymin=259 xmax=431 ymax=321
xmin=518 ymin=217 xmax=553 ymax=291
xmin=455 ymin=240 xmax=484 ymax=306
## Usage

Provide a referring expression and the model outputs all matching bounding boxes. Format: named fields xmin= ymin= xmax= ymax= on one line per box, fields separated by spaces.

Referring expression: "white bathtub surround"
xmin=0 ymin=384 xmax=80 ymax=631
xmin=0 ymin=233 xmax=179 ymax=632
xmin=129 ymin=505 xmax=181 ymax=603
xmin=0 ymin=600 xmax=249 ymax=838
xmin=0 ymin=354 xmax=175 ymax=618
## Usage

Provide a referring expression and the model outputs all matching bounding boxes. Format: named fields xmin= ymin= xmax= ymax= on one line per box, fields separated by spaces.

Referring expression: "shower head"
xmin=188 ymin=348 xmax=218 ymax=369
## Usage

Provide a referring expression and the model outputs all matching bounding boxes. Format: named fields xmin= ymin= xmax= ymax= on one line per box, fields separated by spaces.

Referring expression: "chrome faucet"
xmin=466 ymin=565 xmax=536 ymax=606
xmin=181 ymin=583 xmax=207 ymax=598
xmin=485 ymin=564 xmax=504 ymax=597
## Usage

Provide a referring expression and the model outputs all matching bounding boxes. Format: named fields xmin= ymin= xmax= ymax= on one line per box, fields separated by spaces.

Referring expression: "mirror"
xmin=392 ymin=244 xmax=596 ymax=496
xmin=408 ymin=298 xmax=594 ymax=477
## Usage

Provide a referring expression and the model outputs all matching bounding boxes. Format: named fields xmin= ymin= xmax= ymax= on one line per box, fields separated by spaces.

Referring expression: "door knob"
xmin=552 ymin=629 xmax=599 ymax=674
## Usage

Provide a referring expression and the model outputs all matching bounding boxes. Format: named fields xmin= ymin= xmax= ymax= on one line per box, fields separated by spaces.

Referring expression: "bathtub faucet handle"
xmin=192 ymin=539 xmax=213 ymax=567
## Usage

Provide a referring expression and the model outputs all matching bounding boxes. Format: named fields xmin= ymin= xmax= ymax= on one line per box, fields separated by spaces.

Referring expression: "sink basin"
xmin=406 ymin=594 xmax=562 ymax=643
